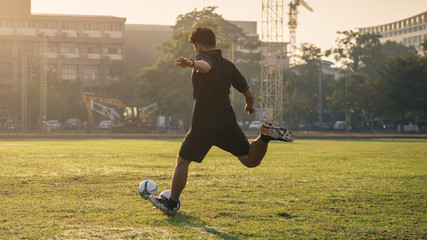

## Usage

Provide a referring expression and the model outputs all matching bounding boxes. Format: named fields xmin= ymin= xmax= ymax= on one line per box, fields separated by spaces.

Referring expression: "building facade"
xmin=358 ymin=11 xmax=427 ymax=54
xmin=125 ymin=24 xmax=172 ymax=74
xmin=0 ymin=0 xmax=126 ymax=87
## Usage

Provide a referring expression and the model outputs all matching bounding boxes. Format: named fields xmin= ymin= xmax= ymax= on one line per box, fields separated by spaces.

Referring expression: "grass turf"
xmin=0 ymin=138 xmax=426 ymax=239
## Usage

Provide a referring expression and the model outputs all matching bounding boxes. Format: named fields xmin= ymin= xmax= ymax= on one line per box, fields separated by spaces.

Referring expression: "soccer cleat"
xmin=149 ymin=195 xmax=178 ymax=217
xmin=260 ymin=122 xmax=294 ymax=142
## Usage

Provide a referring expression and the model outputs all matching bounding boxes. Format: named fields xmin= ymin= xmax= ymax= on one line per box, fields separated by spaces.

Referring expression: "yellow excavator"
xmin=81 ymin=92 xmax=156 ymax=133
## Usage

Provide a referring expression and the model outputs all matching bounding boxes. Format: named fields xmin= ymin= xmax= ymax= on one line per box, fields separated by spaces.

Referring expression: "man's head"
xmin=188 ymin=27 xmax=216 ymax=53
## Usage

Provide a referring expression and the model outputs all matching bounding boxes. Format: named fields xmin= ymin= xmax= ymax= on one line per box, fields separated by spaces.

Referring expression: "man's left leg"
xmin=150 ymin=129 xmax=210 ymax=216
xmin=149 ymin=155 xmax=191 ymax=216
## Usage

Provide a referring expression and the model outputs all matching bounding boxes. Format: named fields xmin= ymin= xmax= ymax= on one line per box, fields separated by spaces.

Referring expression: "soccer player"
xmin=150 ymin=27 xmax=293 ymax=216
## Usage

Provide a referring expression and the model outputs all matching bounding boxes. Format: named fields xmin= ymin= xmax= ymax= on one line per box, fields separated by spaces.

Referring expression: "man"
xmin=150 ymin=27 xmax=293 ymax=216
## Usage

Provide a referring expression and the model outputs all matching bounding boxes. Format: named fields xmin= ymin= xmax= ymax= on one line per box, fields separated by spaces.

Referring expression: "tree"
xmin=330 ymin=72 xmax=385 ymax=132
xmin=329 ymin=30 xmax=418 ymax=131
xmin=329 ymin=31 xmax=384 ymax=74
xmin=137 ymin=7 xmax=256 ymax=129
xmin=285 ymin=43 xmax=335 ymax=127
xmin=382 ymin=53 xmax=427 ymax=132
xmin=105 ymin=60 xmax=139 ymax=106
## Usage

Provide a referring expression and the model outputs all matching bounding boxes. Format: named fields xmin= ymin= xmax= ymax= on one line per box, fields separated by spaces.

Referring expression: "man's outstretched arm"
xmin=243 ymin=88 xmax=255 ymax=115
xmin=175 ymin=57 xmax=211 ymax=73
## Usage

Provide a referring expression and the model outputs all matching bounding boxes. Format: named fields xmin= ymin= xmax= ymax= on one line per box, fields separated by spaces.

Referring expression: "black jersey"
xmin=191 ymin=49 xmax=249 ymax=133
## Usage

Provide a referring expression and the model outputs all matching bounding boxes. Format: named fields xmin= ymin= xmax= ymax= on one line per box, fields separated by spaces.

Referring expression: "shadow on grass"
xmin=277 ymin=212 xmax=296 ymax=219
xmin=168 ymin=213 xmax=239 ymax=240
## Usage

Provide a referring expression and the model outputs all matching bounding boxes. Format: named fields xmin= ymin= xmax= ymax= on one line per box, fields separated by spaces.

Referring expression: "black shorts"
xmin=179 ymin=125 xmax=250 ymax=163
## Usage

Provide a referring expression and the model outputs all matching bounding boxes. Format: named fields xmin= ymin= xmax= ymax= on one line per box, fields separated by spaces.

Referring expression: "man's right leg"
xmin=170 ymin=155 xmax=191 ymax=202
xmin=238 ymin=122 xmax=294 ymax=168
xmin=238 ymin=135 xmax=268 ymax=168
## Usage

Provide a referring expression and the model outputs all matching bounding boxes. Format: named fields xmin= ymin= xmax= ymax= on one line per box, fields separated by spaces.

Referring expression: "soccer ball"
xmin=138 ymin=180 xmax=158 ymax=199
xmin=159 ymin=190 xmax=182 ymax=210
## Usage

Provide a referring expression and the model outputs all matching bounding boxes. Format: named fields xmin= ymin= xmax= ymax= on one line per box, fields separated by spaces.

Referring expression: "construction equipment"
xmin=80 ymin=91 xmax=156 ymax=133
xmin=288 ymin=0 xmax=313 ymax=65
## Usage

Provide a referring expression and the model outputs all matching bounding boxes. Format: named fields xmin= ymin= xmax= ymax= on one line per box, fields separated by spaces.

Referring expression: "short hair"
xmin=188 ymin=27 xmax=216 ymax=48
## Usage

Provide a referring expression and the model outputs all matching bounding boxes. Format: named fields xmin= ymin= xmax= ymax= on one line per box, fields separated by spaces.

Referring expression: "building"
xmin=125 ymin=24 xmax=172 ymax=74
xmin=358 ymin=11 xmax=427 ymax=54
xmin=0 ymin=0 xmax=126 ymax=87
xmin=124 ymin=21 xmax=269 ymax=74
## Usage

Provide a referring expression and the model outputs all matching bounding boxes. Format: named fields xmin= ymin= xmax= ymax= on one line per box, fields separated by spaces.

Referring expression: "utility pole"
xmin=318 ymin=57 xmax=322 ymax=124
xmin=21 ymin=52 xmax=28 ymax=132
xmin=40 ymin=35 xmax=47 ymax=130
xmin=345 ymin=68 xmax=352 ymax=132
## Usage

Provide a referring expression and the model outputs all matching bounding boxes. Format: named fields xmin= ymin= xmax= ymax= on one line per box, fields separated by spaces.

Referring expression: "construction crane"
xmin=288 ymin=0 xmax=313 ymax=65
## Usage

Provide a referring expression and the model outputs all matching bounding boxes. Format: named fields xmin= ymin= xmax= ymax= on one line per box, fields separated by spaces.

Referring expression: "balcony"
xmin=16 ymin=28 xmax=37 ymax=36
xmin=0 ymin=28 xmax=13 ymax=36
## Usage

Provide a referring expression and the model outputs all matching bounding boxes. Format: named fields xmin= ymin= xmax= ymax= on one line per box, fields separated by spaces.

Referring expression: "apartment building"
xmin=0 ymin=0 xmax=126 ymax=87
xmin=358 ymin=11 xmax=427 ymax=54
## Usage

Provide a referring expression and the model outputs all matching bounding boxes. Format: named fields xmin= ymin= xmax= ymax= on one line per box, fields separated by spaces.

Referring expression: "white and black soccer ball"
xmin=138 ymin=180 xmax=158 ymax=199
xmin=159 ymin=190 xmax=182 ymax=210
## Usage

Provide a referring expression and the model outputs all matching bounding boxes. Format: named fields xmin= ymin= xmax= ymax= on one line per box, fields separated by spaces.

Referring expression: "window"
xmin=47 ymin=43 xmax=57 ymax=53
xmin=83 ymin=22 xmax=100 ymax=31
xmin=47 ymin=64 xmax=57 ymax=79
xmin=85 ymin=44 xmax=100 ymax=54
xmin=16 ymin=19 xmax=26 ymax=28
xmin=47 ymin=64 xmax=57 ymax=73
xmin=104 ymin=46 xmax=122 ymax=54
xmin=62 ymin=65 xmax=78 ymax=80
xmin=60 ymin=21 xmax=70 ymax=30
xmin=0 ymin=42 xmax=12 ymax=57
xmin=5 ymin=19 xmax=14 ymax=28
xmin=0 ymin=63 xmax=12 ymax=79
xmin=413 ymin=36 xmax=418 ymax=44
xmin=84 ymin=65 xmax=99 ymax=81
xmin=104 ymin=22 xmax=112 ymax=31
xmin=104 ymin=22 xmax=123 ymax=31
xmin=62 ymin=21 xmax=79 ymax=30
xmin=27 ymin=20 xmax=36 ymax=28
xmin=60 ymin=43 xmax=79 ymax=54
xmin=39 ymin=21 xmax=49 ymax=29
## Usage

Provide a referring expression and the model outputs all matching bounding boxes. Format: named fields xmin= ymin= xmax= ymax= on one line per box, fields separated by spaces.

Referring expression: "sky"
xmin=32 ymin=0 xmax=427 ymax=52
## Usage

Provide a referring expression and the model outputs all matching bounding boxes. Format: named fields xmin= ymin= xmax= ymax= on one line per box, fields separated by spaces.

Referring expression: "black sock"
xmin=260 ymin=134 xmax=271 ymax=143
xmin=166 ymin=198 xmax=178 ymax=209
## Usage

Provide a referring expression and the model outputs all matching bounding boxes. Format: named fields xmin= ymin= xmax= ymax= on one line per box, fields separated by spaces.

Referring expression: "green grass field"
xmin=0 ymin=138 xmax=426 ymax=239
